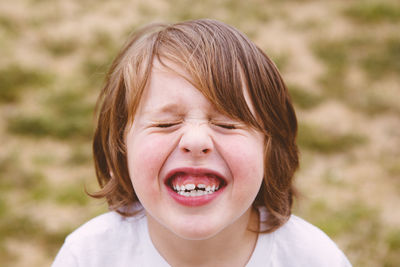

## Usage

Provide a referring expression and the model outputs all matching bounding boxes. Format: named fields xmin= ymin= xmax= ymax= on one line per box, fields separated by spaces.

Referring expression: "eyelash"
xmin=155 ymin=123 xmax=179 ymax=128
xmin=215 ymin=123 xmax=236 ymax=129
xmin=154 ymin=122 xmax=237 ymax=129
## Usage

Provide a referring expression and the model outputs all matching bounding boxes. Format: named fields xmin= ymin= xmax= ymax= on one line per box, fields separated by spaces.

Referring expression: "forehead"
xmin=138 ymin=59 xmax=215 ymax=114
xmin=125 ymin=53 xmax=262 ymax=131
xmin=139 ymin=58 xmax=257 ymax=116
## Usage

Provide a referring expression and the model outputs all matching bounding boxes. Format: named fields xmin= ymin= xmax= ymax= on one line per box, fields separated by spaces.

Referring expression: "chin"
xmin=169 ymin=217 xmax=225 ymax=241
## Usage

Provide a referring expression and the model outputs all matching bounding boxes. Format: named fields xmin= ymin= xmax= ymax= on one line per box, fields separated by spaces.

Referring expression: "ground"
xmin=0 ymin=0 xmax=399 ymax=266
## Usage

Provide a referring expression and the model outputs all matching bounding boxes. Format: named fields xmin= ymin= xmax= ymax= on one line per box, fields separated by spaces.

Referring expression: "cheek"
xmin=127 ymin=135 xmax=173 ymax=195
xmin=220 ymin=137 xmax=264 ymax=198
xmin=222 ymin=136 xmax=264 ymax=174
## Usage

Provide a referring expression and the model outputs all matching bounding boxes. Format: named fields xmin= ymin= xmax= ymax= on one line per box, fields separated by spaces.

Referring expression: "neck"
xmin=147 ymin=207 xmax=259 ymax=267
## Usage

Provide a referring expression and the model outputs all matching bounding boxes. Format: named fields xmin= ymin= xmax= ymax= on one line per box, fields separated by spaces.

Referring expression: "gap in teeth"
xmin=172 ymin=183 xmax=220 ymax=195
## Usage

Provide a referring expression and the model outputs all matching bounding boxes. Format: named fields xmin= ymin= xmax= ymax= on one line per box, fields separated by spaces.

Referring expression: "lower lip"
xmin=166 ymin=186 xmax=225 ymax=207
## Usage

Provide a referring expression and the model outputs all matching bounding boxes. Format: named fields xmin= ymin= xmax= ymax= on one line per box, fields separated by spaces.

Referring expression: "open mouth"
xmin=166 ymin=170 xmax=227 ymax=198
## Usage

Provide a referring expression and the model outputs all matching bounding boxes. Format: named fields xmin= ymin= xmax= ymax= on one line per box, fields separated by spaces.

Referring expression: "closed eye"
xmin=155 ymin=123 xmax=179 ymax=128
xmin=215 ymin=123 xmax=236 ymax=129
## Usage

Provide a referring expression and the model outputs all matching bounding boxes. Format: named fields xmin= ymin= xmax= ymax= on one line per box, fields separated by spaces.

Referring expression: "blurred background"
xmin=0 ymin=0 xmax=399 ymax=266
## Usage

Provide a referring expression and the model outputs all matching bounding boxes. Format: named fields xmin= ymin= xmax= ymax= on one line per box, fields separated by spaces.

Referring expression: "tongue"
xmin=171 ymin=174 xmax=221 ymax=187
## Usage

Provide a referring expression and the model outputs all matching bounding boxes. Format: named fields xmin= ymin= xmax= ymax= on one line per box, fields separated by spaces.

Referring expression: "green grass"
xmin=297 ymin=123 xmax=367 ymax=154
xmin=7 ymin=113 xmax=93 ymax=140
xmin=167 ymin=0 xmax=270 ymax=26
xmin=300 ymin=199 xmax=385 ymax=266
xmin=0 ymin=245 xmax=16 ymax=267
xmin=310 ymin=200 xmax=376 ymax=237
xmin=0 ymin=155 xmax=46 ymax=192
xmin=223 ymin=0 xmax=270 ymax=24
xmin=81 ymin=55 xmax=111 ymax=88
xmin=313 ymin=35 xmax=400 ymax=81
xmin=349 ymin=88 xmax=399 ymax=116
xmin=0 ymin=215 xmax=41 ymax=241
xmin=1 ymin=0 xmax=399 ymax=265
xmin=32 ymin=154 xmax=57 ymax=166
xmin=55 ymin=185 xmax=89 ymax=206
xmin=67 ymin=146 xmax=92 ymax=166
xmin=0 ymin=197 xmax=8 ymax=218
xmin=322 ymin=169 xmax=347 ymax=186
xmin=344 ymin=1 xmax=400 ymax=23
xmin=384 ymin=229 xmax=400 ymax=266
xmin=288 ymin=84 xmax=323 ymax=109
xmin=312 ymin=39 xmax=348 ymax=74
xmin=0 ymin=14 xmax=20 ymax=36
xmin=312 ymin=35 xmax=399 ymax=116
xmin=7 ymin=89 xmax=95 ymax=140
xmin=386 ymin=161 xmax=400 ymax=176
xmin=361 ymin=37 xmax=400 ymax=79
xmin=0 ymin=211 xmax=69 ymax=257
xmin=42 ymin=37 xmax=79 ymax=57
xmin=30 ymin=177 xmax=51 ymax=201
xmin=0 ymin=65 xmax=53 ymax=103
xmin=311 ymin=39 xmax=350 ymax=99
xmin=270 ymin=52 xmax=290 ymax=72
xmin=387 ymin=229 xmax=400 ymax=250
xmin=81 ymin=30 xmax=120 ymax=88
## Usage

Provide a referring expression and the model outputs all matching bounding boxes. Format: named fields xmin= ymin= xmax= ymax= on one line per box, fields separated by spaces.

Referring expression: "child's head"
xmin=92 ymin=19 xmax=299 ymax=233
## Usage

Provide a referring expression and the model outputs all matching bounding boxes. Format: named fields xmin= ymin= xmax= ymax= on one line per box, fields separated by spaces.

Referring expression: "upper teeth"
xmin=173 ymin=183 xmax=219 ymax=196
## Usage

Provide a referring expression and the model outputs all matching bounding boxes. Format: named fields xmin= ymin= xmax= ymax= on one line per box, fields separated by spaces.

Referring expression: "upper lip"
xmin=163 ymin=167 xmax=227 ymax=185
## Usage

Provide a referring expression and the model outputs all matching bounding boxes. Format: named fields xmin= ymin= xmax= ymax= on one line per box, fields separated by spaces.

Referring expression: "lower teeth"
xmin=176 ymin=190 xmax=215 ymax=197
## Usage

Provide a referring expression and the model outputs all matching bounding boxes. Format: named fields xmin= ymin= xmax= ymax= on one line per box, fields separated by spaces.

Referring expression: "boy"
xmin=53 ymin=19 xmax=351 ymax=266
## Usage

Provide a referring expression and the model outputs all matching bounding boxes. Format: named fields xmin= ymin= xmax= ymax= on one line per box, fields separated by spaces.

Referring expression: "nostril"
xmin=183 ymin=148 xmax=190 ymax=152
xmin=202 ymin=148 xmax=209 ymax=153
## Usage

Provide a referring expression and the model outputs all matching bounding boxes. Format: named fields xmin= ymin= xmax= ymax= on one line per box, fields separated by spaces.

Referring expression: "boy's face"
xmin=125 ymin=60 xmax=264 ymax=240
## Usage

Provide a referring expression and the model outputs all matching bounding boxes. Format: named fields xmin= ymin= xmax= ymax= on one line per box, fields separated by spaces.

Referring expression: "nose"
xmin=178 ymin=124 xmax=213 ymax=157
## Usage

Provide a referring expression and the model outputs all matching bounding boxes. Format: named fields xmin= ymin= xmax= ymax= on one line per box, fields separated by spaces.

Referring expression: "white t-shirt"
xmin=52 ymin=207 xmax=351 ymax=267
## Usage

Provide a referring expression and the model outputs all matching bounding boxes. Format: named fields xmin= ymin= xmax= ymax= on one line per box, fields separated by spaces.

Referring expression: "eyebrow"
xmin=143 ymin=102 xmax=226 ymax=119
xmin=144 ymin=103 xmax=184 ymax=117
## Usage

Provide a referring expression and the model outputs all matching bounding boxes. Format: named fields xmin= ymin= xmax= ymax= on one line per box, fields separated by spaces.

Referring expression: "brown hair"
xmin=91 ymin=19 xmax=299 ymax=232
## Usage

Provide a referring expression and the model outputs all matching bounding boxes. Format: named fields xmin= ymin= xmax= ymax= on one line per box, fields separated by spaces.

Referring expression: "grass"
xmin=349 ymin=88 xmax=399 ymax=116
xmin=41 ymin=37 xmax=79 ymax=57
xmin=312 ymin=35 xmax=400 ymax=116
xmin=308 ymin=200 xmax=376 ymax=237
xmin=7 ymin=89 xmax=95 ymax=140
xmin=299 ymin=199 xmax=388 ymax=266
xmin=344 ymin=1 xmax=400 ymax=23
xmin=81 ymin=30 xmax=120 ymax=88
xmin=322 ymin=168 xmax=347 ymax=186
xmin=67 ymin=146 xmax=92 ymax=166
xmin=0 ymin=245 xmax=16 ymax=267
xmin=270 ymin=52 xmax=290 ymax=72
xmin=168 ymin=0 xmax=270 ymax=27
xmin=0 ymin=153 xmax=46 ymax=193
xmin=386 ymin=229 xmax=400 ymax=266
xmin=30 ymin=177 xmax=51 ymax=201
xmin=386 ymin=161 xmax=400 ymax=176
xmin=2 ymin=169 xmax=47 ymax=200
xmin=361 ymin=37 xmax=400 ymax=79
xmin=0 ymin=65 xmax=53 ymax=103
xmin=0 ymin=197 xmax=8 ymax=218
xmin=312 ymin=39 xmax=348 ymax=74
xmin=0 ymin=14 xmax=21 ymax=36
xmin=55 ymin=185 xmax=89 ymax=206
xmin=387 ymin=229 xmax=400 ymax=250
xmin=313 ymin=35 xmax=400 ymax=82
xmin=7 ymin=113 xmax=94 ymax=140
xmin=311 ymin=39 xmax=350 ymax=100
xmin=0 ymin=211 xmax=69 ymax=257
xmin=297 ymin=123 xmax=367 ymax=154
xmin=1 ymin=0 xmax=400 ymax=266
xmin=288 ymin=84 xmax=323 ymax=109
